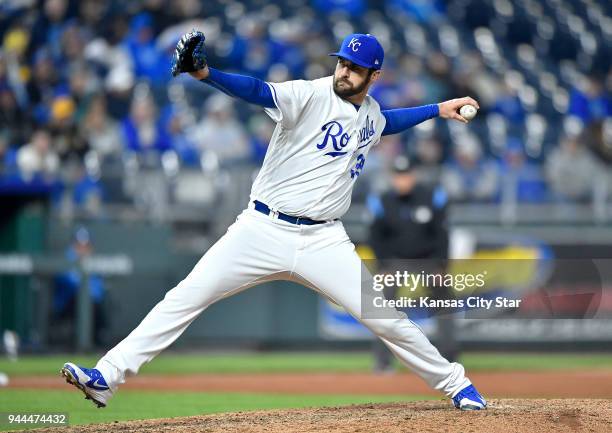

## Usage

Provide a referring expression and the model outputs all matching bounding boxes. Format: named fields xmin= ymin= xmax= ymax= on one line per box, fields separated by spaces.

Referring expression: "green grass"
xmin=0 ymin=352 xmax=611 ymax=377
xmin=0 ymin=390 xmax=430 ymax=431
xmin=461 ymin=352 xmax=612 ymax=371
xmin=0 ymin=352 xmax=371 ymax=376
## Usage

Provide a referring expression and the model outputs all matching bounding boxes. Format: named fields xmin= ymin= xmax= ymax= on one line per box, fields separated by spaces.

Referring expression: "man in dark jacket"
xmin=370 ymin=155 xmax=448 ymax=260
xmin=369 ymin=155 xmax=457 ymax=372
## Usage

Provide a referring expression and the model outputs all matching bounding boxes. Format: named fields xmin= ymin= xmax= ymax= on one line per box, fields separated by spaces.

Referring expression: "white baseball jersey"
xmin=249 ymin=76 xmax=387 ymax=221
xmin=95 ymin=73 xmax=472 ymax=406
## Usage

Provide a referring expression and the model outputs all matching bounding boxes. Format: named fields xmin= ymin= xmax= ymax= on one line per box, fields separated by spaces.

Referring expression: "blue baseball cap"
xmin=329 ymin=33 xmax=384 ymax=70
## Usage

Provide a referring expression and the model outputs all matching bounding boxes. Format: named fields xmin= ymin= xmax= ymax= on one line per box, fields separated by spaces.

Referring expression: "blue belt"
xmin=253 ymin=200 xmax=330 ymax=225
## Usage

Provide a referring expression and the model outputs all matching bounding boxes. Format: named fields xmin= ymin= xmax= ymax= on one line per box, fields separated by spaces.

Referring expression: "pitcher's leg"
xmin=294 ymin=231 xmax=469 ymax=397
xmin=364 ymin=318 xmax=470 ymax=396
xmin=97 ymin=212 xmax=292 ymax=389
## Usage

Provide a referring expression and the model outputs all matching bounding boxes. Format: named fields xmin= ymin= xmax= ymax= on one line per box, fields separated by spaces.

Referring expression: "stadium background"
xmin=0 ymin=0 xmax=611 ymax=430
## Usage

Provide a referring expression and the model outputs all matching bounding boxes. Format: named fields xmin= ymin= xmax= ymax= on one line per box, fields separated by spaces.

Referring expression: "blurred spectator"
xmin=26 ymin=49 xmax=60 ymax=117
xmin=16 ymin=128 xmax=59 ymax=181
xmin=413 ymin=136 xmax=444 ymax=187
xmin=369 ymin=64 xmax=402 ymax=110
xmin=229 ymin=15 xmax=275 ymax=80
xmin=422 ymin=52 xmax=452 ymax=103
xmin=60 ymin=21 xmax=87 ymax=66
xmin=52 ymin=227 xmax=107 ymax=347
xmin=188 ymin=93 xmax=250 ymax=163
xmin=28 ymin=0 xmax=71 ymax=60
xmin=452 ymin=51 xmax=499 ymax=108
xmin=73 ymin=164 xmax=105 ymax=216
xmin=122 ymin=89 xmax=170 ymax=154
xmin=80 ymin=94 xmax=123 ymax=159
xmin=493 ymin=81 xmax=526 ymax=125
xmin=568 ymin=75 xmax=611 ymax=124
xmin=141 ymin=0 xmax=174 ymax=36
xmin=167 ymin=0 xmax=203 ymax=21
xmin=585 ymin=119 xmax=612 ymax=164
xmin=498 ymin=138 xmax=547 ymax=203
xmin=248 ymin=114 xmax=274 ymax=163
xmin=0 ymin=82 xmax=30 ymax=146
xmin=312 ymin=0 xmax=366 ymax=19
xmin=83 ymin=12 xmax=133 ymax=118
xmin=387 ymin=0 xmax=445 ymax=23
xmin=268 ymin=16 xmax=308 ymax=79
xmin=545 ymin=135 xmax=599 ymax=202
xmin=0 ymin=133 xmax=19 ymax=177
xmin=77 ymin=0 xmax=108 ymax=30
xmin=67 ymin=63 xmax=99 ymax=121
xmin=158 ymin=105 xmax=199 ymax=165
xmin=125 ymin=13 xmax=168 ymax=85
xmin=0 ymin=53 xmax=5 ymax=82
xmin=441 ymin=135 xmax=499 ymax=202
xmin=396 ymin=54 xmax=428 ymax=106
xmin=0 ymin=132 xmax=10 ymax=173
xmin=49 ymin=94 xmax=89 ymax=159
xmin=104 ymin=66 xmax=135 ymax=120
xmin=3 ymin=24 xmax=30 ymax=75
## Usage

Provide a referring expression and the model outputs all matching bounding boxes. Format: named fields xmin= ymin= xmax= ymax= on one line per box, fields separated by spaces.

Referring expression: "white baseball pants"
xmin=96 ymin=206 xmax=470 ymax=396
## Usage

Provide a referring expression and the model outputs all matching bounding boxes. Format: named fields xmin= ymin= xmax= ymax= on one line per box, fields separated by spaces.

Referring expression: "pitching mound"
xmin=32 ymin=399 xmax=611 ymax=433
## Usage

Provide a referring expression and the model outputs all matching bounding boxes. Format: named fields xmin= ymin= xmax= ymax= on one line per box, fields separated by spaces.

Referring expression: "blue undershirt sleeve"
xmin=200 ymin=68 xmax=276 ymax=108
xmin=381 ymin=104 xmax=439 ymax=136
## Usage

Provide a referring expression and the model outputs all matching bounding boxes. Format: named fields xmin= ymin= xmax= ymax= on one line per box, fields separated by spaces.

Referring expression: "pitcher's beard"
xmin=333 ymin=77 xmax=369 ymax=98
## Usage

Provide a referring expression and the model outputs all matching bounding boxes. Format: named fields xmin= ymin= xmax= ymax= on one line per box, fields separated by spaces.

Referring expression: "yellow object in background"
xmin=3 ymin=28 xmax=29 ymax=56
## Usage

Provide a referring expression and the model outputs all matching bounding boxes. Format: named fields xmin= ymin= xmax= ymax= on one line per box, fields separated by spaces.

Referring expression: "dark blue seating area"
xmin=0 ymin=0 xmax=609 ymax=217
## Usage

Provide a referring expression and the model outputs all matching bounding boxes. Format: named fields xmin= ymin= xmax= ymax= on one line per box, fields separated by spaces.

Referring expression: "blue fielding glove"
xmin=171 ymin=30 xmax=207 ymax=77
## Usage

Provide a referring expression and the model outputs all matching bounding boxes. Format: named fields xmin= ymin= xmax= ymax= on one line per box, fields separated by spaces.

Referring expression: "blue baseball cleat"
xmin=60 ymin=362 xmax=112 ymax=408
xmin=452 ymin=384 xmax=487 ymax=410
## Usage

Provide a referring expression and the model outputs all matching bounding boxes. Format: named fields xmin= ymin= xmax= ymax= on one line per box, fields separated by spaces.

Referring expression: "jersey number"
xmin=350 ymin=154 xmax=366 ymax=179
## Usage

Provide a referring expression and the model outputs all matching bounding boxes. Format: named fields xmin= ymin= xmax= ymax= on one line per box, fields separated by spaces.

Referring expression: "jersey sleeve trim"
xmin=263 ymin=83 xmax=283 ymax=124
xmin=268 ymin=82 xmax=279 ymax=108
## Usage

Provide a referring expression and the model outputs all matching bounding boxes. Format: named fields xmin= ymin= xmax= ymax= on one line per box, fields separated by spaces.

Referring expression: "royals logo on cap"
xmin=347 ymin=37 xmax=362 ymax=52
xmin=330 ymin=33 xmax=384 ymax=70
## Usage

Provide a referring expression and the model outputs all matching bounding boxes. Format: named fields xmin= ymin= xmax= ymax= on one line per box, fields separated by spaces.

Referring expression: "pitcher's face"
xmin=333 ymin=58 xmax=378 ymax=99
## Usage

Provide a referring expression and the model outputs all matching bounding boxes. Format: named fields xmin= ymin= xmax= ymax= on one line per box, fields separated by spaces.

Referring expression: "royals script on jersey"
xmin=250 ymin=76 xmax=387 ymax=220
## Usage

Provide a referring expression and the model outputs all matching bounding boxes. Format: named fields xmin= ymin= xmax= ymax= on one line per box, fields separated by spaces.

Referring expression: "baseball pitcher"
xmin=61 ymin=31 xmax=486 ymax=411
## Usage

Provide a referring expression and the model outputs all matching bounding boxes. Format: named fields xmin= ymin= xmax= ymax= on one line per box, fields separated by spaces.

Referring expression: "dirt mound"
xmin=31 ymin=399 xmax=612 ymax=433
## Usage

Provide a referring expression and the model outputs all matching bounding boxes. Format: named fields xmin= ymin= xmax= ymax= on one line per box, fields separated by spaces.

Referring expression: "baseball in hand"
xmin=459 ymin=104 xmax=478 ymax=121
